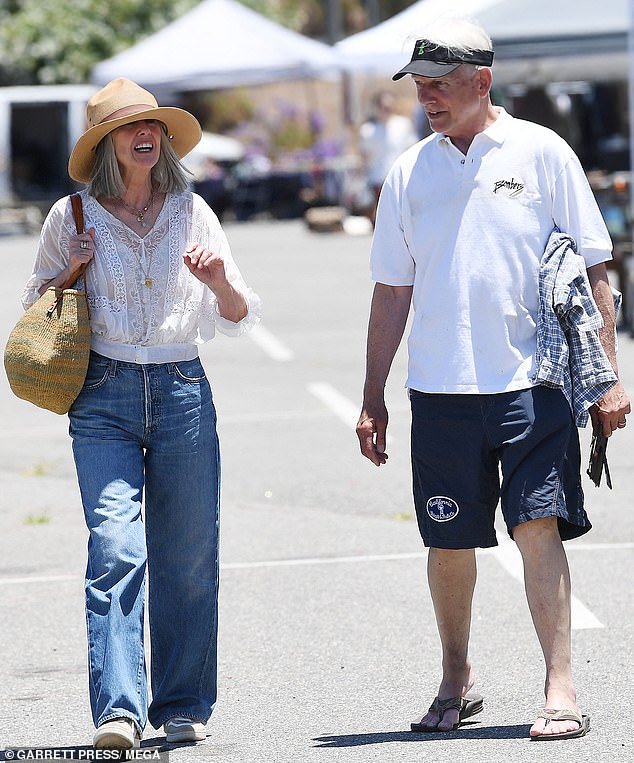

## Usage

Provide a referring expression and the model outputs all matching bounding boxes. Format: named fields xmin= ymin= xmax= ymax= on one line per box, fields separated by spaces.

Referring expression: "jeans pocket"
xmin=83 ymin=358 xmax=111 ymax=390
xmin=172 ymin=359 xmax=206 ymax=383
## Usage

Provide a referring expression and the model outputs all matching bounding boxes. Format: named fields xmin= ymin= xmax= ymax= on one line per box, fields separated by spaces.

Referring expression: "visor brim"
xmin=392 ymin=61 xmax=462 ymax=81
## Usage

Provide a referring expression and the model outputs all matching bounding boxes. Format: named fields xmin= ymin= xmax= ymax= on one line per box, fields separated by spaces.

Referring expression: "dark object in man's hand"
xmin=586 ymin=431 xmax=612 ymax=489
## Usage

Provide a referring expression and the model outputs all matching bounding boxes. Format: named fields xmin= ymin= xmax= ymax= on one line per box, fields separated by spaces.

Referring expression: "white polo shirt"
xmin=370 ymin=107 xmax=612 ymax=394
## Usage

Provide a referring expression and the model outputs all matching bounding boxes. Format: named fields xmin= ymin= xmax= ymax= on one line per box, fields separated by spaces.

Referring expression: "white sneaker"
xmin=164 ymin=716 xmax=206 ymax=743
xmin=94 ymin=718 xmax=141 ymax=749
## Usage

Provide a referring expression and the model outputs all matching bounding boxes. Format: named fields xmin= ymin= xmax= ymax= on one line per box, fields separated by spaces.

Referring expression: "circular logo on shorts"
xmin=427 ymin=496 xmax=459 ymax=523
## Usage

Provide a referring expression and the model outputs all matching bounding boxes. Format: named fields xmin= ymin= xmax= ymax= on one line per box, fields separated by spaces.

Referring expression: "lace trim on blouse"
xmin=22 ymin=190 xmax=260 ymax=347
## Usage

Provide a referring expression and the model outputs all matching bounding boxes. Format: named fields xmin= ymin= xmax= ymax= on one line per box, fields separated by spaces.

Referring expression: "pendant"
xmin=144 ymin=278 xmax=153 ymax=288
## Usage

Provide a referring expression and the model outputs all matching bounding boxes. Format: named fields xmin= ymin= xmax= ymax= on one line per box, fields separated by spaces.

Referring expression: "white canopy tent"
xmin=91 ymin=0 xmax=340 ymax=94
xmin=335 ymin=0 xmax=502 ymax=76
xmin=478 ymin=0 xmax=629 ymax=85
xmin=335 ymin=0 xmax=629 ymax=86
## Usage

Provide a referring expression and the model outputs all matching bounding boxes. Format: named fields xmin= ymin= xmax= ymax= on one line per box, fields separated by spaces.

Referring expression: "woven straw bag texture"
xmin=4 ymin=285 xmax=91 ymax=414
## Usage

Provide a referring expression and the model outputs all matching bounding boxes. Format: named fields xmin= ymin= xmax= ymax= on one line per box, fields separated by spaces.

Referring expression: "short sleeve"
xmin=369 ymin=169 xmax=415 ymax=286
xmin=552 ymin=153 xmax=613 ymax=269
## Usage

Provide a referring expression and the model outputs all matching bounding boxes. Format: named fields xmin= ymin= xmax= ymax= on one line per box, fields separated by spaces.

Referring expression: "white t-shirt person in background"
xmin=359 ymin=90 xmax=418 ymax=224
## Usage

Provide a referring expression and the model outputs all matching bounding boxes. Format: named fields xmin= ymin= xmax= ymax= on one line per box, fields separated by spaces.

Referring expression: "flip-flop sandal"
xmin=530 ymin=708 xmax=590 ymax=740
xmin=411 ymin=692 xmax=484 ymax=732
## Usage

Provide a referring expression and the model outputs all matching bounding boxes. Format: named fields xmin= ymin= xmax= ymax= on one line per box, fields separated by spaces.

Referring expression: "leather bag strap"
xmin=46 ymin=194 xmax=88 ymax=317
xmin=71 ymin=193 xmax=84 ymax=236
xmin=60 ymin=193 xmax=88 ymax=290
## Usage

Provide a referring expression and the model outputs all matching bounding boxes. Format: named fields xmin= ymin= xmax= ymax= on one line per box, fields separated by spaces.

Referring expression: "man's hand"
xmin=590 ymin=381 xmax=630 ymax=437
xmin=586 ymin=263 xmax=630 ymax=437
xmin=356 ymin=400 xmax=389 ymax=466
xmin=356 ymin=283 xmax=412 ymax=466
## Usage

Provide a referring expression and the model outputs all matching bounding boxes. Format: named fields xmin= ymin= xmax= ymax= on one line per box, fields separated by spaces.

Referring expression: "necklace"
xmin=113 ymin=190 xmax=156 ymax=287
xmin=134 ymin=240 xmax=155 ymax=288
xmin=128 ymin=244 xmax=155 ymax=289
xmin=140 ymin=253 xmax=154 ymax=289
xmin=117 ymin=189 xmax=154 ymax=228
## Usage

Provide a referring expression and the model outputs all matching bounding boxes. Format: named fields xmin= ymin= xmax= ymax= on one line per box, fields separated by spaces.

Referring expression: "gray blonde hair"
xmin=87 ymin=129 xmax=191 ymax=198
xmin=408 ymin=15 xmax=493 ymax=56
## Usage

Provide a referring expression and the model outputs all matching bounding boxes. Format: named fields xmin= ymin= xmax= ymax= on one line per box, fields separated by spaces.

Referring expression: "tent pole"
xmin=365 ymin=0 xmax=380 ymax=27
xmin=326 ymin=0 xmax=343 ymax=43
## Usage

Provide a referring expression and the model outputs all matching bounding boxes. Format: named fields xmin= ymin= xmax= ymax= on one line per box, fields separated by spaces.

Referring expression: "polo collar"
xmin=482 ymin=107 xmax=510 ymax=144
xmin=437 ymin=107 xmax=511 ymax=148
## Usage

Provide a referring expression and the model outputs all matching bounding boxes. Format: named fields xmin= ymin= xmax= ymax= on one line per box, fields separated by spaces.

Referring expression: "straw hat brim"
xmin=68 ymin=106 xmax=202 ymax=183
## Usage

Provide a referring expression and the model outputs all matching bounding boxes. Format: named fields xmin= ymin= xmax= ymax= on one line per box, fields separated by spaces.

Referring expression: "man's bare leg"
xmin=416 ymin=547 xmax=477 ymax=731
xmin=513 ymin=517 xmax=583 ymax=737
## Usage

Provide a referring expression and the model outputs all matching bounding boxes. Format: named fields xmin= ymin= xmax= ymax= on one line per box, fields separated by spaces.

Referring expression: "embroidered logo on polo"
xmin=492 ymin=177 xmax=525 ymax=198
xmin=427 ymin=496 xmax=459 ymax=522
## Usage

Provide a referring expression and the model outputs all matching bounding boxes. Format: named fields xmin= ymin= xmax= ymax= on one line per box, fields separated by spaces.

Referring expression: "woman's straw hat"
xmin=68 ymin=77 xmax=202 ymax=183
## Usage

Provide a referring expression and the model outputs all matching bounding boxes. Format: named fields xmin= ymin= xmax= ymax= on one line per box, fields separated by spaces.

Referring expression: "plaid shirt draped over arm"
xmin=534 ymin=230 xmax=618 ymax=427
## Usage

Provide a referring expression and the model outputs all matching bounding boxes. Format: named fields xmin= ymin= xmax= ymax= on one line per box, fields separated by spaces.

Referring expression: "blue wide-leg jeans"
xmin=68 ymin=352 xmax=220 ymax=733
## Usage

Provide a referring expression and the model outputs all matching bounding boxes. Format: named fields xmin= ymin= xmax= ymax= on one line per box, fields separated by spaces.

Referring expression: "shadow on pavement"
xmin=313 ymin=723 xmax=532 ymax=746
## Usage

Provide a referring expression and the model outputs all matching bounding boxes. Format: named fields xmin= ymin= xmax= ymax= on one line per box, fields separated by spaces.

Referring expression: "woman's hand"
xmin=184 ymin=243 xmax=248 ymax=323
xmin=38 ymin=227 xmax=96 ymax=295
xmin=184 ymin=242 xmax=228 ymax=292
xmin=68 ymin=228 xmax=97 ymax=276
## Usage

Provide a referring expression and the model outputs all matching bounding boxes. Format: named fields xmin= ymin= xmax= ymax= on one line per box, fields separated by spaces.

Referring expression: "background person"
xmin=356 ymin=17 xmax=629 ymax=741
xmin=193 ymin=157 xmax=231 ymax=221
xmin=358 ymin=90 xmax=418 ymax=224
xmin=21 ymin=78 xmax=260 ymax=749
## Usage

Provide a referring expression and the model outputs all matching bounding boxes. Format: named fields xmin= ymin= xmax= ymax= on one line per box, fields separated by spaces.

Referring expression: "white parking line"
xmin=0 ymin=574 xmax=77 ymax=585
xmin=222 ymin=544 xmax=607 ymax=629
xmin=2 ymin=543 xmax=629 ymax=634
xmin=249 ymin=324 xmax=294 ymax=362
xmin=222 ymin=552 xmax=426 ymax=570
xmin=3 ymin=546 xmax=629 ymax=586
xmin=491 ymin=539 xmax=604 ymax=630
xmin=307 ymin=382 xmax=359 ymax=430
xmin=307 ymin=382 xmax=397 ymax=445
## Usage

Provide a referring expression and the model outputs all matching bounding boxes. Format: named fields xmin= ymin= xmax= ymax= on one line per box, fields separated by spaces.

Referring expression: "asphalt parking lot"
xmin=1 ymin=219 xmax=633 ymax=763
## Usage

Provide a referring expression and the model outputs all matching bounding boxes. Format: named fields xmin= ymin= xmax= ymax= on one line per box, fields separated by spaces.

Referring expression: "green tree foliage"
xmin=0 ymin=0 xmax=199 ymax=85
xmin=0 ymin=0 xmax=414 ymax=86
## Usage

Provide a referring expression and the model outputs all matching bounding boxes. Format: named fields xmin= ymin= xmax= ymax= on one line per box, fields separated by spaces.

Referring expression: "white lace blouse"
xmin=22 ymin=190 xmax=260 ymax=362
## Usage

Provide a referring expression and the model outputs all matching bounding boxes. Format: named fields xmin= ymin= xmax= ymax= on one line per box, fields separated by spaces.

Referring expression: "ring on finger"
xmin=80 ymin=240 xmax=89 ymax=250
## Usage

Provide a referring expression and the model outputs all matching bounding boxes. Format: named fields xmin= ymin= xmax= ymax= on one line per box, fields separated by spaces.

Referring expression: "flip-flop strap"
xmin=430 ymin=696 xmax=464 ymax=718
xmin=539 ymin=709 xmax=583 ymax=725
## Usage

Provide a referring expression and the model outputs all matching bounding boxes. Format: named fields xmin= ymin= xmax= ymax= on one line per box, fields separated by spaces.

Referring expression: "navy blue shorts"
xmin=410 ymin=386 xmax=590 ymax=549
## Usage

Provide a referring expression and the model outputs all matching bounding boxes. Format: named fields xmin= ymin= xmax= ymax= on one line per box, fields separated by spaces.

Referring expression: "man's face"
xmin=413 ymin=65 xmax=487 ymax=144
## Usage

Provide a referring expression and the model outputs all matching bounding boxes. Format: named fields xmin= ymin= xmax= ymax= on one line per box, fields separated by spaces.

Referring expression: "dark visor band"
xmin=411 ymin=40 xmax=494 ymax=67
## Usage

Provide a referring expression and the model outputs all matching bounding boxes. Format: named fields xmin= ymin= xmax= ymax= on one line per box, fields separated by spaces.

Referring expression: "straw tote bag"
xmin=4 ymin=194 xmax=91 ymax=414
